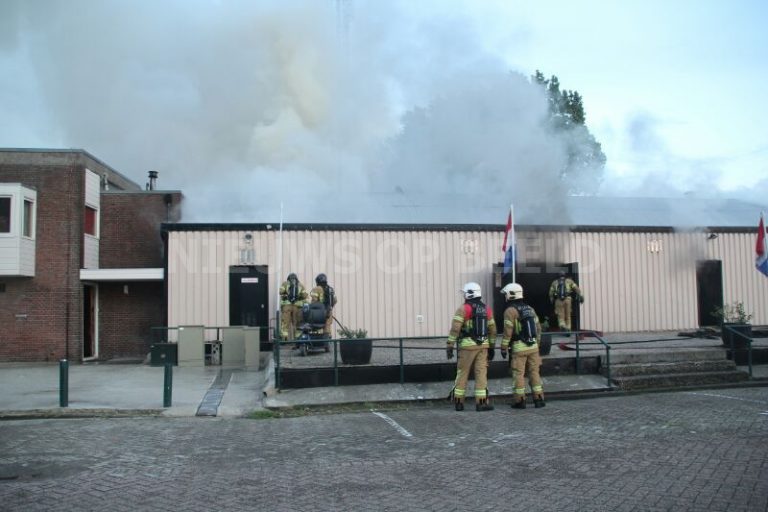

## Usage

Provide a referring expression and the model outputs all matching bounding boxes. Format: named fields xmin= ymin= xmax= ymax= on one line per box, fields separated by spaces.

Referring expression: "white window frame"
xmin=22 ymin=197 xmax=35 ymax=240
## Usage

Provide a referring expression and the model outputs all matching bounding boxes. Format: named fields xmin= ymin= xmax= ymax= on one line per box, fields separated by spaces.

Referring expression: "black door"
xmin=83 ymin=284 xmax=97 ymax=359
xmin=229 ymin=265 xmax=269 ymax=342
xmin=495 ymin=261 xmax=580 ymax=332
xmin=696 ymin=260 xmax=723 ymax=327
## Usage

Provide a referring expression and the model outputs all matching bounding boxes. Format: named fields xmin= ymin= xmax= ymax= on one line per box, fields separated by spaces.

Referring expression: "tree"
xmin=532 ymin=70 xmax=605 ymax=193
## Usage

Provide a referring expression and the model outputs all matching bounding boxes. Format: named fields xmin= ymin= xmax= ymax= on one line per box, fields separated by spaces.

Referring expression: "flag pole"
xmin=275 ymin=202 xmax=284 ymax=342
xmin=510 ymin=203 xmax=516 ymax=284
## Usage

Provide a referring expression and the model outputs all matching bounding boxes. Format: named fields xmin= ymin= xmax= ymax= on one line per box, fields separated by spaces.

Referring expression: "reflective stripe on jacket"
xmin=447 ymin=304 xmax=497 ymax=349
xmin=501 ymin=304 xmax=541 ymax=352
xmin=549 ymin=278 xmax=581 ymax=301
xmin=280 ymin=281 xmax=307 ymax=306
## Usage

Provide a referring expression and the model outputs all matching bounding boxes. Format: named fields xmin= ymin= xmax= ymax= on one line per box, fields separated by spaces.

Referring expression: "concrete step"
xmin=603 ymin=359 xmax=738 ymax=377
xmin=607 ymin=348 xmax=727 ymax=365
xmin=611 ymin=370 xmax=749 ymax=390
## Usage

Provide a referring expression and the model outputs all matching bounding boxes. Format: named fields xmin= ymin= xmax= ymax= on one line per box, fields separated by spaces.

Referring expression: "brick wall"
xmin=100 ymin=192 xmax=183 ymax=268
xmin=98 ymin=282 xmax=166 ymax=359
xmin=0 ymin=163 xmax=84 ymax=362
xmin=1 ymin=151 xmax=183 ymax=362
xmin=97 ymin=192 xmax=182 ymax=359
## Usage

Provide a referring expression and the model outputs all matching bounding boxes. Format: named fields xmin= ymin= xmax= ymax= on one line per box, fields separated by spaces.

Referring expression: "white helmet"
xmin=462 ymin=282 xmax=482 ymax=300
xmin=501 ymin=282 xmax=523 ymax=301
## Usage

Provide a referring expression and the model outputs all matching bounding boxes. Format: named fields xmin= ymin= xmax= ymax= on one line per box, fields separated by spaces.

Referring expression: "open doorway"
xmin=493 ymin=262 xmax=580 ymax=332
xmin=696 ymin=260 xmax=723 ymax=327
xmin=83 ymin=284 xmax=98 ymax=360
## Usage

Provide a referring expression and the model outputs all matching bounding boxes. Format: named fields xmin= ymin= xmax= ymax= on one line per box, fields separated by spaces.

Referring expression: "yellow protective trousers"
xmin=453 ymin=344 xmax=489 ymax=402
xmin=280 ymin=304 xmax=301 ymax=340
xmin=554 ymin=296 xmax=573 ymax=331
xmin=511 ymin=347 xmax=544 ymax=401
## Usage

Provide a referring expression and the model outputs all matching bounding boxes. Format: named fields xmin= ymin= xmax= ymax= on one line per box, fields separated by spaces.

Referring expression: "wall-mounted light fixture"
xmin=240 ymin=233 xmax=255 ymax=265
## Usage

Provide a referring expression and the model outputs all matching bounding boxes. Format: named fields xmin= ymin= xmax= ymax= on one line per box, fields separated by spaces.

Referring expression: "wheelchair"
xmin=294 ymin=303 xmax=331 ymax=356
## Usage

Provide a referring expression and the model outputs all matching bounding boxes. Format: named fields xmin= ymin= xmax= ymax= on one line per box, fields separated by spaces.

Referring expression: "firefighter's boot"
xmin=454 ymin=399 xmax=464 ymax=412
xmin=533 ymin=393 xmax=546 ymax=408
xmin=512 ymin=398 xmax=526 ymax=409
xmin=475 ymin=399 xmax=494 ymax=412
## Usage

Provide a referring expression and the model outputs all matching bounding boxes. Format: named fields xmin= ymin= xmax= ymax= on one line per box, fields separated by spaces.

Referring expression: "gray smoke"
xmin=1 ymin=0 xmax=599 ymax=224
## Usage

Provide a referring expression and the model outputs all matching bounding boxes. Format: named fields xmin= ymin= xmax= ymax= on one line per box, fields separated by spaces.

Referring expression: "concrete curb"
xmin=262 ymin=379 xmax=768 ymax=412
xmin=0 ymin=408 xmax=164 ymax=421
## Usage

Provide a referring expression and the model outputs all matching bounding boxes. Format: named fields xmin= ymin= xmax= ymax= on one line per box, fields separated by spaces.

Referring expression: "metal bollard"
xmin=163 ymin=362 xmax=173 ymax=407
xmin=59 ymin=359 xmax=69 ymax=407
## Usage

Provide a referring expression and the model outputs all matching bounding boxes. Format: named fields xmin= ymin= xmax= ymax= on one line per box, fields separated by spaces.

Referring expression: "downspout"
xmin=162 ymin=225 xmax=169 ymax=331
xmin=64 ymin=160 xmax=79 ymax=361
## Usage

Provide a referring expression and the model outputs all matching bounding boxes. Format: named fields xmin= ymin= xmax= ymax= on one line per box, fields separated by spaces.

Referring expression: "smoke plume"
xmin=1 ymin=0 xmax=603 ymax=224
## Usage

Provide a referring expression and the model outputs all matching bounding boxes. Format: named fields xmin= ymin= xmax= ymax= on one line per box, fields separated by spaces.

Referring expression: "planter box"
xmin=340 ymin=339 xmax=373 ymax=365
xmin=721 ymin=323 xmax=752 ymax=350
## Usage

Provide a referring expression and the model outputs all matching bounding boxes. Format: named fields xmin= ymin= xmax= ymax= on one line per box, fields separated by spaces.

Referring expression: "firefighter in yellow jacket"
xmin=279 ymin=273 xmax=308 ymax=341
xmin=446 ymin=282 xmax=497 ymax=412
xmin=309 ymin=273 xmax=337 ymax=336
xmin=500 ymin=283 xmax=545 ymax=409
xmin=548 ymin=271 xmax=583 ymax=332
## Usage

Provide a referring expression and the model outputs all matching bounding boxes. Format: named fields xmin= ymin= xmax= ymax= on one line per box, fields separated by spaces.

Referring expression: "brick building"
xmin=0 ymin=149 xmax=182 ymax=362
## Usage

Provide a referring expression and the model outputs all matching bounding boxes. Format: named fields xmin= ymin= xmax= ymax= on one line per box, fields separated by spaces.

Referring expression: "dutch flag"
xmin=757 ymin=212 xmax=768 ymax=278
xmin=502 ymin=205 xmax=516 ymax=277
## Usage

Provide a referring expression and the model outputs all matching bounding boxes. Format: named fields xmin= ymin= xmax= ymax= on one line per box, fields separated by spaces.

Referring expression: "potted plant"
xmin=538 ymin=316 xmax=553 ymax=356
xmin=713 ymin=301 xmax=753 ymax=349
xmin=339 ymin=327 xmax=373 ymax=365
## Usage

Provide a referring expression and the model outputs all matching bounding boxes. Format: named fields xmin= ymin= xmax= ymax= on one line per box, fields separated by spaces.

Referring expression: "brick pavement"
xmin=1 ymin=388 xmax=767 ymax=511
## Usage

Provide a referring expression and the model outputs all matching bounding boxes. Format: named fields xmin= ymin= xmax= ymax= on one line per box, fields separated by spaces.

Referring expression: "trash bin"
xmin=151 ymin=343 xmax=178 ymax=366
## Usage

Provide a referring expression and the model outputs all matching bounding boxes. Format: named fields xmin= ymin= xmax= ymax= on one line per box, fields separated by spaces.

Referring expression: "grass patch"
xmin=247 ymin=410 xmax=280 ymax=420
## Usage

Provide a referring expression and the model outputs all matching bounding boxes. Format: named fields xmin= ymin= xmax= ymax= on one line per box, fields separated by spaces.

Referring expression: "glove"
xmin=578 ymin=295 xmax=585 ymax=304
xmin=487 ymin=347 xmax=495 ymax=361
xmin=446 ymin=347 xmax=454 ymax=359
xmin=501 ymin=349 xmax=507 ymax=359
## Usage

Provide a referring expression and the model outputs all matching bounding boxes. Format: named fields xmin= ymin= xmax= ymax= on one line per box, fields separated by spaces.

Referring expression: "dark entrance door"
xmin=83 ymin=284 xmax=97 ymax=359
xmin=494 ymin=262 xmax=580 ymax=332
xmin=696 ymin=260 xmax=723 ymax=327
xmin=229 ymin=265 xmax=269 ymax=343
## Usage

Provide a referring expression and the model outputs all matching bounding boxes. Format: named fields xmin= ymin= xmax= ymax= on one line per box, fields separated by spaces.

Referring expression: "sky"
xmin=1 ymin=0 xmax=767 ymax=223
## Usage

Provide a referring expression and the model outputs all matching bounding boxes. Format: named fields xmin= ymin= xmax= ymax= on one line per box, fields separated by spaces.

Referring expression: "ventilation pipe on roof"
xmin=147 ymin=170 xmax=158 ymax=191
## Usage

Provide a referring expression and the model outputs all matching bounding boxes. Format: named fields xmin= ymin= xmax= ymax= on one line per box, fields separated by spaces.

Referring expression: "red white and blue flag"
xmin=502 ymin=205 xmax=516 ymax=277
xmin=757 ymin=212 xmax=768 ymax=278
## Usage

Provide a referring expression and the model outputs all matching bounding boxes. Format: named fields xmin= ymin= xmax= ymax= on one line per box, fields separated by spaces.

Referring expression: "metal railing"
xmin=553 ymin=331 xmax=613 ymax=388
xmin=274 ymin=336 xmax=446 ymax=388
xmin=274 ymin=332 xmax=613 ymax=389
xmin=722 ymin=323 xmax=754 ymax=379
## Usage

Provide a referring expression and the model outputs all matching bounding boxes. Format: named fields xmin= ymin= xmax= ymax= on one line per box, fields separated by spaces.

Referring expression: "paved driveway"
xmin=1 ymin=388 xmax=767 ymax=511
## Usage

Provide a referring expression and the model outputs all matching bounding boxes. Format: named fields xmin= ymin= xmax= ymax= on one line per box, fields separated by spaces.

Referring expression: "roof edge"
xmin=161 ymin=222 xmax=758 ymax=234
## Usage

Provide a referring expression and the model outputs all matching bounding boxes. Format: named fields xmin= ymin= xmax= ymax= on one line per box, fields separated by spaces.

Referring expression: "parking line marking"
xmin=372 ymin=412 xmax=413 ymax=438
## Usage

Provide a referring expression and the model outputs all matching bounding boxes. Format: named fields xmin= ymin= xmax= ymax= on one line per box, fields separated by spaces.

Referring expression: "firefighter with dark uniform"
xmin=446 ymin=282 xmax=497 ymax=411
xmin=548 ymin=270 xmax=583 ymax=333
xmin=309 ymin=273 xmax=337 ymax=336
xmin=500 ymin=283 xmax=545 ymax=409
xmin=279 ymin=273 xmax=307 ymax=341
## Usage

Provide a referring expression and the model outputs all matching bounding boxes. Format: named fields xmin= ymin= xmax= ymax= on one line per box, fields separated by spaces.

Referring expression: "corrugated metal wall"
xmin=167 ymin=227 xmax=768 ymax=335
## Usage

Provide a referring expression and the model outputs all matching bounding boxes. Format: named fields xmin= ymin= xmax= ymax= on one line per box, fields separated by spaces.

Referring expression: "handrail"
xmin=274 ymin=333 xmax=611 ymax=388
xmin=557 ymin=330 xmax=613 ymax=388
xmin=723 ymin=323 xmax=754 ymax=379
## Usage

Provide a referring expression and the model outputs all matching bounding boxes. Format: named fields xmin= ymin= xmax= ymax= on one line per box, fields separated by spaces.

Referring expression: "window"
xmin=0 ymin=197 xmax=10 ymax=233
xmin=23 ymin=199 xmax=34 ymax=238
xmin=84 ymin=206 xmax=98 ymax=236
